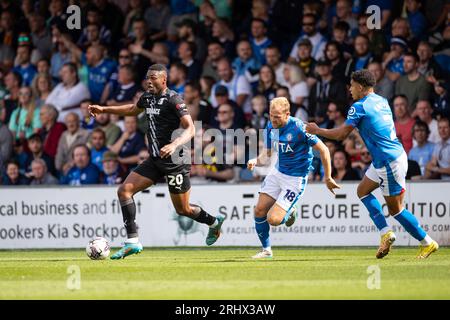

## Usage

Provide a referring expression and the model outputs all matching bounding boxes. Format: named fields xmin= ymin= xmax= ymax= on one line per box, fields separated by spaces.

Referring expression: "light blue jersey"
xmin=345 ymin=93 xmax=404 ymax=168
xmin=264 ymin=116 xmax=319 ymax=177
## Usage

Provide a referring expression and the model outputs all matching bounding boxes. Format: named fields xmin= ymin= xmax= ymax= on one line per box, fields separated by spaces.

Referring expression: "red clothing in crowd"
xmin=395 ymin=118 xmax=415 ymax=154
xmin=39 ymin=122 xmax=67 ymax=158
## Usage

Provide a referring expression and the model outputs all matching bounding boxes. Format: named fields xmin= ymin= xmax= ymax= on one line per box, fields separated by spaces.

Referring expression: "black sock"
xmin=191 ymin=204 xmax=216 ymax=226
xmin=120 ymin=198 xmax=138 ymax=238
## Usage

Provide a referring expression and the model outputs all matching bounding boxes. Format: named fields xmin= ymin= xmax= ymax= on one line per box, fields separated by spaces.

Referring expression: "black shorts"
xmin=133 ymin=157 xmax=191 ymax=194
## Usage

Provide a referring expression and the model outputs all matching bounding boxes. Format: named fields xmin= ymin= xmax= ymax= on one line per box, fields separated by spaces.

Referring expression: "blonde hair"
xmin=270 ymin=97 xmax=290 ymax=113
xmin=31 ymin=72 xmax=53 ymax=98
xmin=16 ymin=86 xmax=36 ymax=128
xmin=287 ymin=63 xmax=306 ymax=85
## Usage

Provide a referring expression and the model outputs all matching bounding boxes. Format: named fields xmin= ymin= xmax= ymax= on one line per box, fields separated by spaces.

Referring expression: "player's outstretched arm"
xmin=306 ymin=122 xmax=354 ymax=141
xmin=313 ymin=140 xmax=341 ymax=195
xmin=247 ymin=148 xmax=272 ymax=170
xmin=88 ymin=104 xmax=142 ymax=118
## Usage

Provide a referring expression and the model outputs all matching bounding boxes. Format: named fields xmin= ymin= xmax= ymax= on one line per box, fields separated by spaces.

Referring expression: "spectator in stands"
xmin=202 ymin=41 xmax=225 ymax=81
xmin=45 ymin=62 xmax=91 ymax=122
xmin=144 ymin=0 xmax=171 ymax=42
xmin=109 ymin=116 xmax=146 ymax=171
xmin=166 ymin=0 xmax=197 ymax=42
xmin=101 ymin=49 xmax=132 ymax=104
xmin=13 ymin=40 xmax=37 ymax=86
xmin=90 ymin=128 xmax=109 ymax=172
xmin=169 ymin=62 xmax=188 ymax=95
xmin=183 ymin=81 xmax=213 ymax=124
xmin=60 ymin=144 xmax=101 ymax=185
xmin=335 ymin=0 xmax=358 ymax=38
xmin=24 ymin=133 xmax=55 ymax=177
xmin=176 ymin=18 xmax=207 ymax=63
xmin=28 ymin=13 xmax=52 ymax=60
xmin=32 ymin=72 xmax=53 ymax=108
xmin=406 ymin=0 xmax=427 ymax=41
xmin=324 ymin=41 xmax=348 ymax=83
xmin=106 ymin=65 xmax=139 ymax=106
xmin=213 ymin=103 xmax=242 ymax=132
xmin=415 ymin=100 xmax=441 ymax=144
xmin=250 ymin=18 xmax=272 ymax=66
xmin=250 ymin=95 xmax=269 ymax=130
xmin=432 ymin=80 xmax=450 ymax=119
xmin=232 ymin=39 xmax=261 ymax=87
xmin=55 ymin=112 xmax=89 ymax=175
xmin=276 ymin=85 xmax=307 ymax=122
xmin=255 ymin=65 xmax=280 ymax=102
xmin=289 ymin=14 xmax=327 ymax=62
xmin=122 ymin=0 xmax=146 ymax=38
xmin=326 ymin=101 xmax=347 ymax=129
xmin=210 ymin=58 xmax=253 ymax=116
xmin=211 ymin=18 xmax=235 ymax=59
xmin=49 ymin=26 xmax=72 ymax=82
xmin=293 ymin=39 xmax=317 ymax=85
xmin=94 ymin=112 xmax=122 ymax=147
xmin=331 ymin=149 xmax=361 ymax=181
xmin=368 ymin=61 xmax=394 ymax=102
xmin=101 ymin=150 xmax=126 ymax=185
xmin=2 ymin=71 xmax=21 ymax=124
xmin=395 ymin=53 xmax=432 ymax=114
xmin=177 ymin=40 xmax=202 ymax=81
xmin=383 ymin=36 xmax=408 ymax=82
xmin=9 ymin=86 xmax=41 ymax=140
xmin=394 ymin=95 xmax=415 ymax=154
xmin=37 ymin=104 xmax=66 ymax=159
xmin=357 ymin=13 xmax=387 ymax=61
xmin=425 ymin=118 xmax=450 ymax=180
xmin=126 ymin=19 xmax=153 ymax=82
xmin=0 ymin=121 xmax=13 ymax=171
xmin=416 ymin=41 xmax=447 ymax=81
xmin=409 ymin=120 xmax=435 ymax=177
xmin=331 ymin=21 xmax=353 ymax=59
xmin=265 ymin=45 xmax=287 ymax=87
xmin=345 ymin=34 xmax=373 ymax=78
xmin=309 ymin=59 xmax=348 ymax=124
xmin=93 ymin=0 xmax=124 ymax=43
xmin=210 ymin=84 xmax=247 ymax=129
xmin=283 ymin=63 xmax=309 ymax=109
xmin=28 ymin=158 xmax=58 ymax=185
xmin=2 ymin=160 xmax=29 ymax=185
xmin=351 ymin=147 xmax=372 ymax=178
xmin=79 ymin=100 xmax=96 ymax=131
xmin=77 ymin=6 xmax=112 ymax=48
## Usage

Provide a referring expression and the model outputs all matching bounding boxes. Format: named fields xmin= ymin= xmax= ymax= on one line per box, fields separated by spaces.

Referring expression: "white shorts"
xmin=260 ymin=168 xmax=308 ymax=212
xmin=365 ymin=152 xmax=408 ymax=196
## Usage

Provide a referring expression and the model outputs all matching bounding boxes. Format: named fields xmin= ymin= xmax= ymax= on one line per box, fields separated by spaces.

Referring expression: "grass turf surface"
xmin=0 ymin=247 xmax=449 ymax=299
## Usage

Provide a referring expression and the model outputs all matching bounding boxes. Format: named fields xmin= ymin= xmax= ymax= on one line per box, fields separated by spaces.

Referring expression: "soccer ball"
xmin=86 ymin=237 xmax=110 ymax=260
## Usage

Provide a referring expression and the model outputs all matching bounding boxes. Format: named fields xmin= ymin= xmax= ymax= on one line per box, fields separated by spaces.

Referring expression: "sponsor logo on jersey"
xmin=176 ymin=103 xmax=186 ymax=110
xmin=273 ymin=141 xmax=293 ymax=153
xmin=146 ymin=107 xmax=161 ymax=115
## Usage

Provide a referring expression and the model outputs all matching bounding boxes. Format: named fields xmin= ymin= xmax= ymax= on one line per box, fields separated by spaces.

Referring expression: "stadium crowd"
xmin=0 ymin=0 xmax=449 ymax=186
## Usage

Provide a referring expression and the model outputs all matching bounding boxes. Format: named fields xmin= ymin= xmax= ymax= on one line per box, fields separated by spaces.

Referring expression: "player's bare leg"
xmin=384 ymin=194 xmax=438 ymax=259
xmin=111 ymin=172 xmax=154 ymax=259
xmin=357 ymin=176 xmax=395 ymax=259
xmin=253 ymin=193 xmax=277 ymax=259
xmin=170 ymin=189 xmax=225 ymax=246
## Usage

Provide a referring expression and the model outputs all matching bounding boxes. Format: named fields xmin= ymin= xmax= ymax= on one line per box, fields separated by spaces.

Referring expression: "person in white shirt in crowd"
xmin=414 ymin=100 xmax=441 ymax=145
xmin=45 ymin=62 xmax=90 ymax=122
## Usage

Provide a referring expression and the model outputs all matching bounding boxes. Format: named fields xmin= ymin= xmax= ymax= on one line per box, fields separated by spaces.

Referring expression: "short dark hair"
xmin=413 ymin=119 xmax=430 ymax=136
xmin=334 ymin=21 xmax=350 ymax=33
xmin=148 ymin=64 xmax=167 ymax=75
xmin=351 ymin=69 xmax=376 ymax=88
xmin=404 ymin=52 xmax=419 ymax=62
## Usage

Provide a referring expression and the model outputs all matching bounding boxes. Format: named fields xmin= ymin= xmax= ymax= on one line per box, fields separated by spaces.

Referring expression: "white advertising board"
xmin=0 ymin=182 xmax=449 ymax=248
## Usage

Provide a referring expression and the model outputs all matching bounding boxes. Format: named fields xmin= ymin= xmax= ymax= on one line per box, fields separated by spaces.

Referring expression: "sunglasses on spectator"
xmin=119 ymin=55 xmax=131 ymax=59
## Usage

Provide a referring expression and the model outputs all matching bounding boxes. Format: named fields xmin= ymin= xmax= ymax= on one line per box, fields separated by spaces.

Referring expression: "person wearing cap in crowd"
xmin=101 ymin=150 xmax=126 ymax=185
xmin=210 ymin=84 xmax=247 ymax=129
xmin=13 ymin=34 xmax=37 ymax=86
xmin=383 ymin=36 xmax=408 ymax=82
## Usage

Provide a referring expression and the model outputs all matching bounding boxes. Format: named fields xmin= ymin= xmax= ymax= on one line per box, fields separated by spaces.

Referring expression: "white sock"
xmin=209 ymin=219 xmax=219 ymax=228
xmin=380 ymin=227 xmax=391 ymax=236
xmin=125 ymin=237 xmax=139 ymax=244
xmin=263 ymin=246 xmax=272 ymax=252
xmin=420 ymin=235 xmax=433 ymax=246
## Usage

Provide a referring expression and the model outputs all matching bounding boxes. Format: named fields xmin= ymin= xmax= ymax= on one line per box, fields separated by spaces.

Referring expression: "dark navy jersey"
xmin=136 ymin=88 xmax=189 ymax=158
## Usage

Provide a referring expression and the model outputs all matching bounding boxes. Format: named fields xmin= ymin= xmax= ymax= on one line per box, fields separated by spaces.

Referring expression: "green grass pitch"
xmin=0 ymin=247 xmax=449 ymax=299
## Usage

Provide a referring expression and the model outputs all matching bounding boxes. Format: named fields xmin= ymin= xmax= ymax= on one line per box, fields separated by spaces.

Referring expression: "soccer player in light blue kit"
xmin=306 ymin=70 xmax=439 ymax=259
xmin=247 ymin=97 xmax=340 ymax=258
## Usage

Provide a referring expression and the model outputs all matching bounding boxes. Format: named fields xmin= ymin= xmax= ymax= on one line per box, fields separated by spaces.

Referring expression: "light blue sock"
xmin=393 ymin=209 xmax=426 ymax=241
xmin=360 ymin=194 xmax=389 ymax=232
xmin=255 ymin=216 xmax=270 ymax=249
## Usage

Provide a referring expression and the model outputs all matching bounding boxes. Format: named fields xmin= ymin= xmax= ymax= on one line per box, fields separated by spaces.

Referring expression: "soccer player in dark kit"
xmin=88 ymin=64 xmax=225 ymax=259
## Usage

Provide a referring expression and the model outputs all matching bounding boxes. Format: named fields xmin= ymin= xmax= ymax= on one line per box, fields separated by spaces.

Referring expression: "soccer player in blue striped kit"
xmin=306 ymin=70 xmax=439 ymax=259
xmin=247 ymin=97 xmax=340 ymax=258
